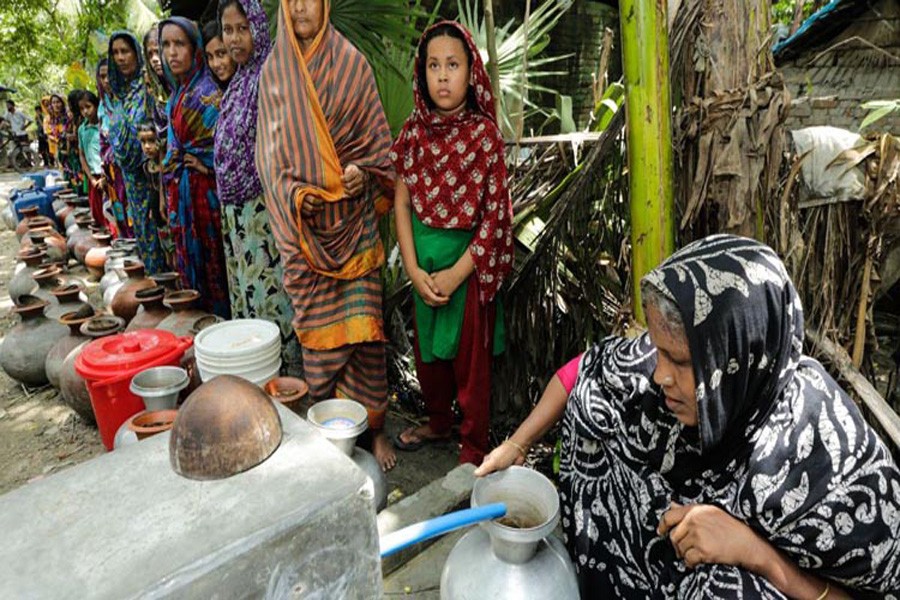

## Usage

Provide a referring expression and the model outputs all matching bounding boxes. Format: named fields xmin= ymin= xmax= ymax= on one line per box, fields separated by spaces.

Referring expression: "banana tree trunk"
xmin=620 ymin=0 xmax=676 ymax=323
xmin=483 ymin=0 xmax=503 ymax=121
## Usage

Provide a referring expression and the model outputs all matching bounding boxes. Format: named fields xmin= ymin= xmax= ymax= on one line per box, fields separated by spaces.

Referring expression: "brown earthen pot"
xmin=84 ymin=233 xmax=113 ymax=280
xmin=30 ymin=265 xmax=64 ymax=306
xmin=9 ymin=248 xmax=47 ymax=304
xmin=45 ymin=310 xmax=95 ymax=389
xmin=47 ymin=283 xmax=91 ymax=321
xmin=74 ymin=228 xmax=109 ymax=265
xmin=128 ymin=409 xmax=179 ymax=441
xmin=263 ymin=376 xmax=310 ymax=415
xmin=126 ymin=286 xmax=172 ymax=332
xmin=66 ymin=215 xmax=93 ymax=258
xmin=169 ymin=375 xmax=283 ymax=480
xmin=157 ymin=290 xmax=209 ymax=336
xmin=110 ymin=261 xmax=156 ymax=324
xmin=14 ymin=207 xmax=42 ymax=241
xmin=65 ymin=206 xmax=90 ymax=233
xmin=59 ymin=315 xmax=127 ymax=425
xmin=0 ymin=298 xmax=68 ymax=387
xmin=25 ymin=228 xmax=68 ymax=263
xmin=55 ymin=197 xmax=77 ymax=229
xmin=150 ymin=271 xmax=181 ymax=292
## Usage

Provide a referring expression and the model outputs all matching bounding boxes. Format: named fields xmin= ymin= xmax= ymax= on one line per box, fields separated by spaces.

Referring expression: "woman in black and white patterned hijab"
xmin=477 ymin=234 xmax=900 ymax=598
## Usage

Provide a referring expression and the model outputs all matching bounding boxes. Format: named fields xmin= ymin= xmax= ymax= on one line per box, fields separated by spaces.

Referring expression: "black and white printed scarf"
xmin=560 ymin=234 xmax=900 ymax=597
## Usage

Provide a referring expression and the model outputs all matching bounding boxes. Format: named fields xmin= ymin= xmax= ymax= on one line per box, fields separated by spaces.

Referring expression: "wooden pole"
xmin=620 ymin=0 xmax=675 ymax=323
xmin=851 ymin=235 xmax=875 ymax=368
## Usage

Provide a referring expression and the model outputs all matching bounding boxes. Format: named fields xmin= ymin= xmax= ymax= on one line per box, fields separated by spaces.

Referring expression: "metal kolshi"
xmin=440 ymin=466 xmax=579 ymax=599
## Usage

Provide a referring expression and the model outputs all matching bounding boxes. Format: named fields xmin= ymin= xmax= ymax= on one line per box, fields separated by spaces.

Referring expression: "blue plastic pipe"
xmin=379 ymin=503 xmax=507 ymax=558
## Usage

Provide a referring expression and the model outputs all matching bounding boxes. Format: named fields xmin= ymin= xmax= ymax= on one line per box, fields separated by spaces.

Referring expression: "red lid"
xmin=75 ymin=330 xmax=192 ymax=381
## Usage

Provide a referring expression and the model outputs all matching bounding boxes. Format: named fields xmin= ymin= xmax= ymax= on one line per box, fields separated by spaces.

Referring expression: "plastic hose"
xmin=379 ymin=502 xmax=507 ymax=558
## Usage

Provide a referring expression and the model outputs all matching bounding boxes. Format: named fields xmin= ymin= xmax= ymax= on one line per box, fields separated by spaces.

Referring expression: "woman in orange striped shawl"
xmin=257 ymin=0 xmax=396 ymax=470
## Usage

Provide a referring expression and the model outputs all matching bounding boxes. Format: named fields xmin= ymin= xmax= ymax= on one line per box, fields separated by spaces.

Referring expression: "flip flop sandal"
xmin=393 ymin=429 xmax=450 ymax=452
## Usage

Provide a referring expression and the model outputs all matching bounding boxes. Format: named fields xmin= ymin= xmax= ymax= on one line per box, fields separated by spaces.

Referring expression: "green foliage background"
xmin=0 ymin=0 xmax=161 ymax=109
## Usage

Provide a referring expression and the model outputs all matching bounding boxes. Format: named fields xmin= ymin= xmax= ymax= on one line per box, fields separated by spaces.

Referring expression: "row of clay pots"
xmin=57 ymin=315 xmax=127 ymax=424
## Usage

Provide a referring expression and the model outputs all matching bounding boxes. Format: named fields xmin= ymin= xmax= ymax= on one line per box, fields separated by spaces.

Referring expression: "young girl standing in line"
xmin=391 ymin=21 xmax=514 ymax=466
xmin=76 ymin=91 xmax=106 ymax=227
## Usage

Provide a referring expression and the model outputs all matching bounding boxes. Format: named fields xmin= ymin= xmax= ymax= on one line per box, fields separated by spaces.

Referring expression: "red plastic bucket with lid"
xmin=75 ymin=329 xmax=193 ymax=450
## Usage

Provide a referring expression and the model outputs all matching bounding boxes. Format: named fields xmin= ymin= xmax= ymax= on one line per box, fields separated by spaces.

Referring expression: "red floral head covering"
xmin=391 ymin=20 xmax=514 ymax=304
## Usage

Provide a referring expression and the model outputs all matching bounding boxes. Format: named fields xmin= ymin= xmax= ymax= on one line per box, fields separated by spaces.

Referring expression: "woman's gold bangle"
xmin=504 ymin=439 xmax=528 ymax=458
xmin=815 ymin=583 xmax=830 ymax=600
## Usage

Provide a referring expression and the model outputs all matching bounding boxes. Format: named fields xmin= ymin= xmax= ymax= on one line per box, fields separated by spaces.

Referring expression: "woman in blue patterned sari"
xmin=107 ymin=31 xmax=166 ymax=272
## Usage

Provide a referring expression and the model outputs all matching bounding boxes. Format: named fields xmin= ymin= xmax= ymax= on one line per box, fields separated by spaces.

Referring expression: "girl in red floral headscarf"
xmin=391 ymin=21 xmax=514 ymax=465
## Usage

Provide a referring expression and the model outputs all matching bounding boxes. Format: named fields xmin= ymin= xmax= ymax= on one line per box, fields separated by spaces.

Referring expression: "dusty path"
xmin=0 ymin=172 xmax=104 ymax=494
xmin=0 ymin=170 xmax=457 ymax=498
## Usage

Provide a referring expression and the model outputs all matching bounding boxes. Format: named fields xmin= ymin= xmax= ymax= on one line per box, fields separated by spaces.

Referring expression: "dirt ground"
xmin=0 ymin=170 xmax=457 ymax=499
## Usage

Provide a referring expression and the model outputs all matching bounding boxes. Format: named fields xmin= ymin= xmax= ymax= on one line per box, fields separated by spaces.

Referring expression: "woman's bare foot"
xmin=395 ymin=424 xmax=452 ymax=450
xmin=372 ymin=431 xmax=396 ymax=472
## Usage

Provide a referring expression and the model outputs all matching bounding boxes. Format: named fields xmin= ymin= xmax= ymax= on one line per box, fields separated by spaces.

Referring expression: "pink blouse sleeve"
xmin=555 ymin=354 xmax=583 ymax=394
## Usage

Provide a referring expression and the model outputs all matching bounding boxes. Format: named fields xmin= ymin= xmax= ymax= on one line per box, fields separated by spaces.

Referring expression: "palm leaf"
xmin=457 ymin=0 xmax=574 ymax=137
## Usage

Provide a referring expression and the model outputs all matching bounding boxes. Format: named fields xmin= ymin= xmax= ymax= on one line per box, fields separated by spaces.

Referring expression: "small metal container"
xmin=306 ymin=398 xmax=368 ymax=456
xmin=130 ymin=366 xmax=190 ymax=411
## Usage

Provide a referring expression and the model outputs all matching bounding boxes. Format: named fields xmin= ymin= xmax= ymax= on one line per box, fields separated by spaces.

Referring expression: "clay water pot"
xmin=30 ymin=266 xmax=63 ymax=306
xmin=169 ymin=375 xmax=283 ymax=480
xmin=14 ymin=207 xmax=42 ymax=241
xmin=65 ymin=206 xmax=90 ymax=233
xmin=66 ymin=215 xmax=93 ymax=258
xmin=128 ymin=409 xmax=179 ymax=440
xmin=264 ymin=376 xmax=310 ymax=415
xmin=45 ymin=310 xmax=94 ymax=389
xmin=126 ymin=286 xmax=172 ymax=331
xmin=110 ymin=261 xmax=156 ymax=324
xmin=47 ymin=282 xmax=91 ymax=321
xmin=157 ymin=290 xmax=212 ymax=396
xmin=9 ymin=248 xmax=47 ymax=304
xmin=59 ymin=315 xmax=127 ymax=425
xmin=75 ymin=228 xmax=109 ymax=265
xmin=26 ymin=229 xmax=68 ymax=263
xmin=55 ymin=197 xmax=77 ymax=229
xmin=0 ymin=298 xmax=69 ymax=387
xmin=85 ymin=234 xmax=113 ymax=281
xmin=157 ymin=290 xmax=210 ymax=337
xmin=150 ymin=271 xmax=181 ymax=292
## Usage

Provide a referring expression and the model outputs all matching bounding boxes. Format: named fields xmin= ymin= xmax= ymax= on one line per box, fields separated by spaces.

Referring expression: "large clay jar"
xmin=84 ymin=233 xmax=113 ymax=281
xmin=27 ymin=229 xmax=68 ymax=264
xmin=74 ymin=227 xmax=106 ymax=265
xmin=59 ymin=315 xmax=126 ymax=425
xmin=158 ymin=290 xmax=213 ymax=396
xmin=157 ymin=290 xmax=210 ymax=336
xmin=53 ymin=194 xmax=76 ymax=227
xmin=9 ymin=248 xmax=46 ymax=304
xmin=47 ymin=283 xmax=91 ymax=321
xmin=110 ymin=260 xmax=156 ymax=324
xmin=65 ymin=207 xmax=90 ymax=234
xmin=30 ymin=265 xmax=63 ymax=306
xmin=45 ymin=310 xmax=94 ymax=389
xmin=66 ymin=215 xmax=93 ymax=259
xmin=14 ymin=206 xmax=41 ymax=241
xmin=150 ymin=271 xmax=181 ymax=292
xmin=126 ymin=286 xmax=172 ymax=331
xmin=0 ymin=298 xmax=69 ymax=387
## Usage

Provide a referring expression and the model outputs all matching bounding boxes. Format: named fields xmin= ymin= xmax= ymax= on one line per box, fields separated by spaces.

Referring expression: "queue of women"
xmin=37 ymin=0 xmax=900 ymax=596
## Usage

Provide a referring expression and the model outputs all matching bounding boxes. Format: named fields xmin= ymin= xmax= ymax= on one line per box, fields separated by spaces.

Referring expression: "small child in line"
xmin=137 ymin=122 xmax=174 ymax=266
xmin=390 ymin=21 xmax=515 ymax=466
xmin=76 ymin=90 xmax=106 ymax=227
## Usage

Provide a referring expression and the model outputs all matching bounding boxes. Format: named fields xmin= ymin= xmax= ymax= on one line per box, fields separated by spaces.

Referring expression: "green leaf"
xmin=860 ymin=103 xmax=899 ymax=131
